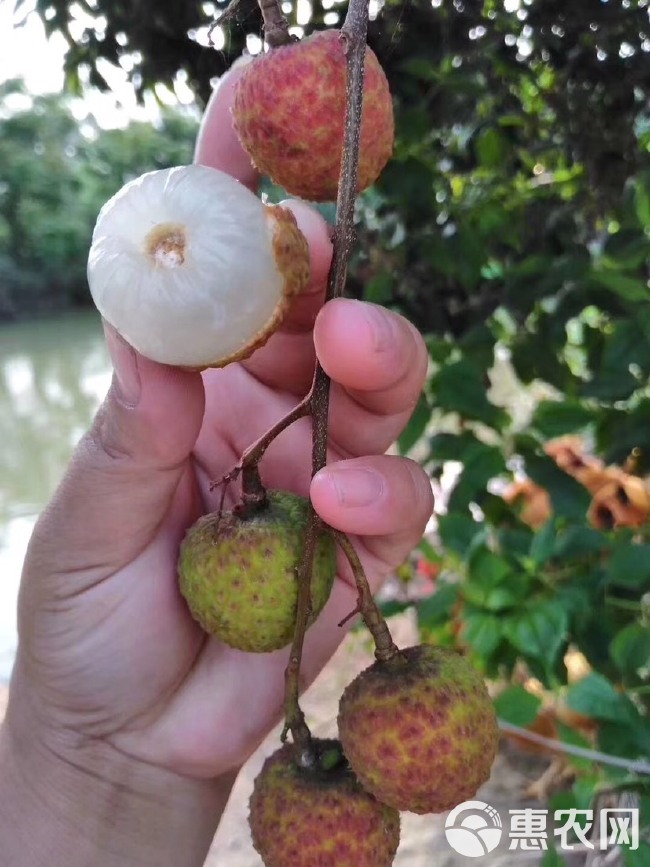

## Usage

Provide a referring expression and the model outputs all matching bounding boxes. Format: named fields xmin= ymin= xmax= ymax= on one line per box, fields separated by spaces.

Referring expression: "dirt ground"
xmin=0 ymin=614 xmax=574 ymax=866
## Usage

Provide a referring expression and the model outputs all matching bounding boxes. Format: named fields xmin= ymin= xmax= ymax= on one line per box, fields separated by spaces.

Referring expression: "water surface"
xmin=0 ymin=310 xmax=111 ymax=680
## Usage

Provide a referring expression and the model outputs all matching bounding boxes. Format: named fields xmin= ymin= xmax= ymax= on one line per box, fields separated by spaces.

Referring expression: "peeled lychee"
xmin=338 ymin=645 xmax=499 ymax=814
xmin=87 ymin=164 xmax=310 ymax=368
xmin=177 ymin=491 xmax=336 ymax=653
xmin=249 ymin=739 xmax=400 ymax=867
xmin=231 ymin=30 xmax=394 ymax=201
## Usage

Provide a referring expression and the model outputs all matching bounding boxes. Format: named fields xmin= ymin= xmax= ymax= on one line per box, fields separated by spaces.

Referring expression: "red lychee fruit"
xmin=231 ymin=30 xmax=394 ymax=202
xmin=249 ymin=740 xmax=400 ymax=867
xmin=338 ymin=644 xmax=499 ymax=814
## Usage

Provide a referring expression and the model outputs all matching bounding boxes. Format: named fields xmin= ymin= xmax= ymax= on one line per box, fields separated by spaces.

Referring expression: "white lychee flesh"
xmin=87 ymin=164 xmax=310 ymax=368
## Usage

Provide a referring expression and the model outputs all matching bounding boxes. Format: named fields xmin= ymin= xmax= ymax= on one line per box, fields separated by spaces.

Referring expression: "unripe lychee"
xmin=338 ymin=645 xmax=499 ymax=814
xmin=232 ymin=30 xmax=394 ymax=201
xmin=178 ymin=491 xmax=336 ymax=653
xmin=87 ymin=165 xmax=310 ymax=368
xmin=249 ymin=740 xmax=400 ymax=867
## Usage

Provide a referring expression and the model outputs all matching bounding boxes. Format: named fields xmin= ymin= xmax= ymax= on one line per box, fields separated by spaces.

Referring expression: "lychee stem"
xmin=240 ymin=394 xmax=312 ymax=470
xmin=216 ymin=2 xmax=382 ymax=757
xmin=239 ymin=464 xmax=268 ymax=516
xmin=282 ymin=1 xmax=383 ymax=753
xmin=331 ymin=530 xmax=400 ymax=664
xmin=257 ymin=0 xmax=293 ymax=48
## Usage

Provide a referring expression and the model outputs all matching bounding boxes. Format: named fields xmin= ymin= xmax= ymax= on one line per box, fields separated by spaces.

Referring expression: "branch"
xmin=332 ymin=530 xmax=399 ymax=664
xmin=282 ymin=0 xmax=382 ymax=755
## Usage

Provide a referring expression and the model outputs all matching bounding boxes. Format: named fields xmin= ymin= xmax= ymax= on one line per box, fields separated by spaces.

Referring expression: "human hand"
xmin=1 ymin=66 xmax=433 ymax=865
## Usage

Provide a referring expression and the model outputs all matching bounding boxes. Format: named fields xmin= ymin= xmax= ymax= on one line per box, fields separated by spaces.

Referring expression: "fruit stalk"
xmin=258 ymin=0 xmax=293 ymax=47
xmin=332 ymin=530 xmax=399 ymax=664
xmin=281 ymin=0 xmax=399 ymax=753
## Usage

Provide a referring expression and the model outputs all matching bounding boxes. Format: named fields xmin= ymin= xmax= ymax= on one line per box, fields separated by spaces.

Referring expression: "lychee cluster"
xmin=249 ymin=645 xmax=499 ymax=866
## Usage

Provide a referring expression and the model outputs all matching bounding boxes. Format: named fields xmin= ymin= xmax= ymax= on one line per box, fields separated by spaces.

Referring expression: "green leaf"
xmin=553 ymin=526 xmax=606 ymax=559
xmin=493 ymin=685 xmax=542 ymax=726
xmin=566 ymin=673 xmax=637 ymax=724
xmin=504 ymin=602 xmax=568 ymax=666
xmin=590 ymin=269 xmax=649 ymax=302
xmin=634 ymin=176 xmax=650 ymax=228
xmin=624 ymin=842 xmax=650 ymax=867
xmin=531 ymin=400 xmax=595 ymax=439
xmin=431 ymin=359 xmax=509 ymax=430
xmin=610 ymin=623 xmax=650 ymax=678
xmin=475 ymin=126 xmax=508 ymax=169
xmin=448 ymin=443 xmax=507 ymax=512
xmin=468 ymin=546 xmax=511 ymax=584
xmin=427 ymin=431 xmax=485 ymax=462
xmin=465 ymin=546 xmax=529 ymax=610
xmin=462 ymin=611 xmax=503 ymax=657
xmin=398 ymin=391 xmax=431 ymax=456
xmin=437 ymin=512 xmax=482 ymax=556
xmin=606 ymin=544 xmax=650 ymax=589
xmin=416 ymin=582 xmax=460 ymax=630
xmin=529 ymin=519 xmax=557 ymax=567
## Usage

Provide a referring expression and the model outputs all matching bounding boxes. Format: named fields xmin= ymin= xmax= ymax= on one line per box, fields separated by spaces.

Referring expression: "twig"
xmin=258 ymin=0 xmax=293 ymax=47
xmin=331 ymin=530 xmax=399 ymax=664
xmin=499 ymin=720 xmax=650 ymax=775
xmin=281 ymin=0 xmax=397 ymax=756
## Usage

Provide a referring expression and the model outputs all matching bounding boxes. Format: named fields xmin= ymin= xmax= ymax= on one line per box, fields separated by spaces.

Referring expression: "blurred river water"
xmin=0 ymin=311 xmax=111 ymax=681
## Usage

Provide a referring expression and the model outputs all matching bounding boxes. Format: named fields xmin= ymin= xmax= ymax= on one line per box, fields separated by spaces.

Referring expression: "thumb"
xmin=24 ymin=324 xmax=205 ymax=581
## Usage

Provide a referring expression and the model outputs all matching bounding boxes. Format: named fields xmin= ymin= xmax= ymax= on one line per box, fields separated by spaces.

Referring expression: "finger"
xmin=194 ymin=61 xmax=260 ymax=189
xmin=311 ymin=454 xmax=434 ymax=567
xmin=24 ymin=325 xmax=205 ymax=586
xmin=315 ymin=298 xmax=428 ymax=415
xmin=239 ymin=200 xmax=333 ymax=393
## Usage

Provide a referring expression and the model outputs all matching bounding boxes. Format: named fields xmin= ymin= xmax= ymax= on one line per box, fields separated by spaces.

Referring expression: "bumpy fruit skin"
xmin=338 ymin=645 xmax=499 ymax=814
xmin=178 ymin=491 xmax=336 ymax=652
xmin=249 ymin=740 xmax=400 ymax=867
xmin=232 ymin=30 xmax=394 ymax=201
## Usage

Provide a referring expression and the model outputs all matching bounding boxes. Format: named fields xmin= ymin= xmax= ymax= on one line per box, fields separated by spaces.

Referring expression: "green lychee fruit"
xmin=178 ymin=491 xmax=336 ymax=653
xmin=249 ymin=739 xmax=400 ymax=867
xmin=231 ymin=29 xmax=394 ymax=202
xmin=338 ymin=644 xmax=499 ymax=814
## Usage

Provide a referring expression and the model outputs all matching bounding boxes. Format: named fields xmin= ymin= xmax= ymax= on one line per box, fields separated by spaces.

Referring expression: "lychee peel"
xmin=87 ymin=165 xmax=310 ymax=368
xmin=232 ymin=30 xmax=394 ymax=202
xmin=178 ymin=491 xmax=336 ymax=653
xmin=338 ymin=644 xmax=499 ymax=814
xmin=249 ymin=740 xmax=400 ymax=867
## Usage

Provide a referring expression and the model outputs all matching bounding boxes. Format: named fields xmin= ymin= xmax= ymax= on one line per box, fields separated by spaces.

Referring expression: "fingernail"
xmin=325 ymin=467 xmax=385 ymax=508
xmin=361 ymin=302 xmax=395 ymax=352
xmin=104 ymin=325 xmax=141 ymax=408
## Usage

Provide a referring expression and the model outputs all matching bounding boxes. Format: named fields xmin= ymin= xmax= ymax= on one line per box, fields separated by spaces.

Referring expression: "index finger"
xmin=194 ymin=63 xmax=260 ymax=190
